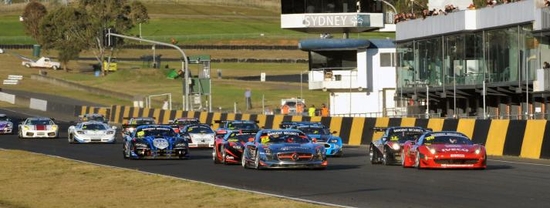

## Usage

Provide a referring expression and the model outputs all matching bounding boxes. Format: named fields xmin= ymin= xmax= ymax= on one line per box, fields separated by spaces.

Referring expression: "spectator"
xmin=545 ymin=0 xmax=550 ymax=7
xmin=308 ymin=105 xmax=316 ymax=117
xmin=244 ymin=88 xmax=252 ymax=110
xmin=544 ymin=61 xmax=550 ymax=69
xmin=162 ymin=99 xmax=169 ymax=110
xmin=321 ymin=104 xmax=329 ymax=117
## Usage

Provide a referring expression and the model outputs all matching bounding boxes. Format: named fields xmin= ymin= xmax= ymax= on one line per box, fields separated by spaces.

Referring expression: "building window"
xmin=380 ymin=52 xmax=394 ymax=67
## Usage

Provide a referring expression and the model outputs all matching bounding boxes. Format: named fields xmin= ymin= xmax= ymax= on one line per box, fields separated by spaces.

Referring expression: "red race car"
xmin=401 ymin=131 xmax=486 ymax=169
xmin=212 ymin=130 xmax=255 ymax=165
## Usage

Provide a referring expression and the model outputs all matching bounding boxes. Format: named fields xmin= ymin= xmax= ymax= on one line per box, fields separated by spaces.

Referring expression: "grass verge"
xmin=0 ymin=149 xmax=330 ymax=208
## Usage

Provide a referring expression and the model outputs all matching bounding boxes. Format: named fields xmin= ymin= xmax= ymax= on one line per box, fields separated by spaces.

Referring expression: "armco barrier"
xmin=84 ymin=105 xmax=550 ymax=159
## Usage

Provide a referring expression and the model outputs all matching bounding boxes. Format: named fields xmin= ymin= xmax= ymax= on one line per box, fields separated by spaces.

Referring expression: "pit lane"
xmin=0 ymin=109 xmax=549 ymax=208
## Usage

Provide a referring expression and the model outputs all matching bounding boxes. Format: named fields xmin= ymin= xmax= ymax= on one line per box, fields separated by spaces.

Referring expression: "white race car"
xmin=0 ymin=114 xmax=14 ymax=134
xmin=18 ymin=117 xmax=58 ymax=138
xmin=68 ymin=121 xmax=117 ymax=143
xmin=180 ymin=123 xmax=216 ymax=148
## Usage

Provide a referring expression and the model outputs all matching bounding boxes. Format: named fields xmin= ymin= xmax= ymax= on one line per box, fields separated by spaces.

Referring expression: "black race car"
xmin=369 ymin=126 xmax=431 ymax=165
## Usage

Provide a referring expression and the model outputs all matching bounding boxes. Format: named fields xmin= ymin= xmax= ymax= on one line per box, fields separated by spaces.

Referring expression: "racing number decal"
xmin=390 ymin=136 xmax=398 ymax=141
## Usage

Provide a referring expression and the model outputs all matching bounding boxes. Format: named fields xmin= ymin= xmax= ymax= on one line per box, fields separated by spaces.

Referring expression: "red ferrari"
xmin=401 ymin=131 xmax=486 ymax=169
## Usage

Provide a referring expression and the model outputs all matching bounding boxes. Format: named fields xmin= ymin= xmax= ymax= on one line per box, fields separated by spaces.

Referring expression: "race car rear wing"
xmin=373 ymin=127 xmax=387 ymax=132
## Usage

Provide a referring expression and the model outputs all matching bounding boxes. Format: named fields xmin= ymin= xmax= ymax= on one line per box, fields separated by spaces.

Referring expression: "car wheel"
xmin=25 ymin=64 xmax=30 ymax=68
xmin=68 ymin=134 xmax=75 ymax=143
xmin=220 ymin=146 xmax=227 ymax=165
xmin=335 ymin=150 xmax=343 ymax=157
xmin=415 ymin=152 xmax=423 ymax=169
xmin=241 ymin=150 xmax=248 ymax=169
xmin=52 ymin=65 xmax=59 ymax=70
xmin=369 ymin=145 xmax=378 ymax=164
xmin=382 ymin=148 xmax=392 ymax=166
xmin=253 ymin=151 xmax=261 ymax=169
xmin=123 ymin=143 xmax=129 ymax=159
xmin=213 ymin=147 xmax=221 ymax=164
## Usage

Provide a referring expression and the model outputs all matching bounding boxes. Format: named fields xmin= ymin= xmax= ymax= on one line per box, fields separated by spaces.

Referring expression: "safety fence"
xmin=75 ymin=105 xmax=550 ymax=160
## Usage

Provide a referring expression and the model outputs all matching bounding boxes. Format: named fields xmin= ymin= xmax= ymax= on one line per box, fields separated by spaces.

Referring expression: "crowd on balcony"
xmin=394 ymin=0 xmax=527 ymax=24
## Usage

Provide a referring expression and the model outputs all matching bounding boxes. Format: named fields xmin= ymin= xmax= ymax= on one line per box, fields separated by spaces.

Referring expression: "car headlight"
xmin=391 ymin=143 xmax=400 ymax=150
xmin=23 ymin=126 xmax=29 ymax=130
xmin=175 ymin=143 xmax=187 ymax=147
xmin=329 ymin=139 xmax=339 ymax=143
xmin=475 ymin=148 xmax=481 ymax=154
xmin=52 ymin=125 xmax=58 ymax=131
xmin=134 ymin=143 xmax=148 ymax=148
xmin=107 ymin=131 xmax=115 ymax=135
xmin=7 ymin=123 xmax=12 ymax=128
xmin=427 ymin=147 xmax=436 ymax=154
xmin=76 ymin=131 xmax=84 ymax=134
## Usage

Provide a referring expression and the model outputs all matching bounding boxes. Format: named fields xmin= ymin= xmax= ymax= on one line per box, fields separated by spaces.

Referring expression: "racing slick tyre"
xmin=68 ymin=134 xmax=75 ymax=144
xmin=414 ymin=152 xmax=424 ymax=169
xmin=382 ymin=148 xmax=392 ymax=166
xmin=213 ymin=147 xmax=221 ymax=164
xmin=253 ymin=151 xmax=261 ymax=169
xmin=369 ymin=145 xmax=379 ymax=164
xmin=123 ymin=144 xmax=130 ymax=159
xmin=242 ymin=151 xmax=249 ymax=169
xmin=220 ymin=146 xmax=228 ymax=165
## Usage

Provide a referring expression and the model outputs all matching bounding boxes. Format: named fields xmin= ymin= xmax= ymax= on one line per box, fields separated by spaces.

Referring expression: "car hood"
xmin=426 ymin=144 xmax=482 ymax=153
xmin=267 ymin=143 xmax=318 ymax=152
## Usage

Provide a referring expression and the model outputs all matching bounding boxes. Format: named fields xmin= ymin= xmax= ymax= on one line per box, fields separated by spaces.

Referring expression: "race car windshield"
xmin=82 ymin=124 xmax=107 ymax=130
xmin=388 ymin=131 xmax=424 ymax=142
xmin=136 ymin=119 xmax=155 ymax=125
xmin=89 ymin=117 xmax=105 ymax=122
xmin=176 ymin=120 xmax=198 ymax=125
xmin=229 ymin=123 xmax=259 ymax=130
xmin=226 ymin=135 xmax=250 ymax=143
xmin=141 ymin=129 xmax=176 ymax=138
xmin=0 ymin=116 xmax=8 ymax=121
xmin=424 ymin=136 xmax=473 ymax=145
xmin=30 ymin=119 xmax=52 ymax=125
xmin=186 ymin=125 xmax=214 ymax=134
xmin=299 ymin=127 xmax=330 ymax=135
xmin=268 ymin=135 xmax=310 ymax=144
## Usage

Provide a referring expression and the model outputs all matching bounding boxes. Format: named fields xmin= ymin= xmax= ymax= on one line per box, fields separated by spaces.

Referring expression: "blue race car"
xmin=241 ymin=129 xmax=327 ymax=170
xmin=122 ymin=125 xmax=189 ymax=159
xmin=280 ymin=121 xmax=343 ymax=157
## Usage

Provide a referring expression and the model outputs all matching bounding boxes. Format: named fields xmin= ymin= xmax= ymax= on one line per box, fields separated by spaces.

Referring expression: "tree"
xmin=21 ymin=1 xmax=48 ymax=44
xmin=77 ymin=0 xmax=149 ymax=75
xmin=40 ymin=7 xmax=92 ymax=71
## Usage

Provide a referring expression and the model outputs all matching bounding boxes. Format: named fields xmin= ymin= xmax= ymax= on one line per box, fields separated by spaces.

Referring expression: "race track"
xmin=1 ymin=109 xmax=549 ymax=208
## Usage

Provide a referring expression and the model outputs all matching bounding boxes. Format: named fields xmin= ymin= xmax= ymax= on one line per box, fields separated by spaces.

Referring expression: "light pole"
xmin=425 ymin=84 xmax=429 ymax=118
xmin=453 ymin=67 xmax=457 ymax=118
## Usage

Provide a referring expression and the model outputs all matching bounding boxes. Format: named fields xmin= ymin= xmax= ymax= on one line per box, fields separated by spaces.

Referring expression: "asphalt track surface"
xmin=1 ymin=109 xmax=550 ymax=208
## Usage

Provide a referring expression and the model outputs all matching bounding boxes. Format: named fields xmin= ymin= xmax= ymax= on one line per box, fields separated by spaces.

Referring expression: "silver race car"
xmin=18 ymin=117 xmax=58 ymax=139
xmin=68 ymin=121 xmax=117 ymax=143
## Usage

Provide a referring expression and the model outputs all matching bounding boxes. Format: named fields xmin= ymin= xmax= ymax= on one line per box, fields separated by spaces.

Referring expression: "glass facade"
xmin=396 ymin=24 xmax=538 ymax=89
